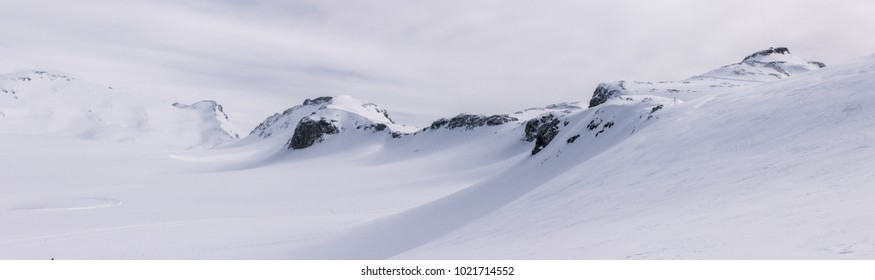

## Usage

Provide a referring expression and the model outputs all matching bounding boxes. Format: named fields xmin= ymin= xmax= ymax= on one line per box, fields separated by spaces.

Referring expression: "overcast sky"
xmin=2 ymin=0 xmax=874 ymax=128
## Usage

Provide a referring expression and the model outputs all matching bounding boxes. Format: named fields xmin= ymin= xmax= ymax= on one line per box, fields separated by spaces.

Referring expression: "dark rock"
xmin=650 ymin=104 xmax=664 ymax=114
xmin=302 ymin=96 xmax=333 ymax=106
xmin=366 ymin=123 xmax=388 ymax=132
xmin=586 ymin=118 xmax=602 ymax=131
xmin=808 ymin=61 xmax=827 ymax=68
xmin=732 ymin=48 xmax=822 ymax=77
xmin=249 ymin=97 xmax=340 ymax=139
xmin=742 ymin=47 xmax=791 ymax=62
xmin=524 ymin=114 xmax=562 ymax=155
xmin=545 ymin=102 xmax=582 ymax=110
xmin=484 ymin=115 xmax=513 ymax=126
xmin=566 ymin=134 xmax=580 ymax=144
xmin=428 ymin=114 xmax=518 ymax=130
xmin=589 ymin=81 xmax=626 ymax=108
xmin=287 ymin=117 xmax=339 ymax=149
xmin=428 ymin=118 xmax=448 ymax=130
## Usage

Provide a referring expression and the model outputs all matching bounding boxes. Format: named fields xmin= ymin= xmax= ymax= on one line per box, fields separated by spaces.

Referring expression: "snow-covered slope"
xmin=0 ymin=70 xmax=239 ymax=149
xmin=393 ymin=54 xmax=875 ymax=259
xmin=589 ymin=47 xmax=826 ymax=107
xmin=4 ymin=48 xmax=875 ymax=260
xmin=293 ymin=94 xmax=671 ymax=259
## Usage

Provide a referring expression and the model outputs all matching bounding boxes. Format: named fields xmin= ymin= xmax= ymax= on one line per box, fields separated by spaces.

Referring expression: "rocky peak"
xmin=587 ymin=47 xmax=827 ymax=109
xmin=742 ymin=47 xmax=791 ymax=62
xmin=248 ymin=95 xmax=408 ymax=150
xmin=588 ymin=81 xmax=626 ymax=108
xmin=735 ymin=47 xmax=826 ymax=78
xmin=250 ymin=96 xmax=347 ymax=139
xmin=302 ymin=96 xmax=333 ymax=106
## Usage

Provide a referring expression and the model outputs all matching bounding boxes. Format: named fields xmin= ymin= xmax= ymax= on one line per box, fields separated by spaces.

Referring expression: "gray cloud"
xmin=2 ymin=0 xmax=874 ymax=128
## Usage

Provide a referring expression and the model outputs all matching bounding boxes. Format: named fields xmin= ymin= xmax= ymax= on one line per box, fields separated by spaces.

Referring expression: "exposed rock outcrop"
xmin=737 ymin=47 xmax=826 ymax=78
xmin=742 ymin=47 xmax=791 ymax=61
xmin=588 ymin=81 xmax=626 ymax=108
xmin=250 ymin=96 xmax=339 ymax=139
xmin=247 ymin=95 xmax=408 ymax=150
xmin=302 ymin=96 xmax=333 ymax=106
xmin=287 ymin=117 xmax=339 ymax=149
xmin=250 ymin=47 xmax=829 ymax=153
xmin=524 ymin=114 xmax=561 ymax=155
xmin=426 ymin=114 xmax=518 ymax=130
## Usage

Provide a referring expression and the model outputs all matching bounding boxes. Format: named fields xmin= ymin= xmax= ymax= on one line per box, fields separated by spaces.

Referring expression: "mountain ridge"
xmin=1 ymin=47 xmax=830 ymax=156
xmin=238 ymin=47 xmax=825 ymax=157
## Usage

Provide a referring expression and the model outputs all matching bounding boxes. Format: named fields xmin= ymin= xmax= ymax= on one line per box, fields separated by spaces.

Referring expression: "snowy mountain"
xmin=0 ymin=70 xmax=239 ymax=149
xmin=394 ymin=51 xmax=875 ymax=259
xmin=241 ymin=47 xmax=825 ymax=158
xmin=276 ymin=48 xmax=875 ymax=259
xmin=589 ymin=47 xmax=826 ymax=107
xmin=3 ymin=47 xmax=875 ymax=260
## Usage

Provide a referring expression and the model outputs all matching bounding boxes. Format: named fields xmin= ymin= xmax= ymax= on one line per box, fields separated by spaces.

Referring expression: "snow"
xmin=1 ymin=50 xmax=874 ymax=259
xmin=0 ymin=70 xmax=239 ymax=149
xmin=397 ymin=55 xmax=875 ymax=259
xmin=511 ymin=101 xmax=585 ymax=121
xmin=241 ymin=95 xmax=415 ymax=152
xmin=597 ymin=48 xmax=825 ymax=106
